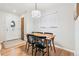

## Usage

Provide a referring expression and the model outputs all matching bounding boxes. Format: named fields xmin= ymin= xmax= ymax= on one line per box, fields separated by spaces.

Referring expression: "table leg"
xmin=32 ymin=44 xmax=33 ymax=56
xmin=46 ymin=39 xmax=49 ymax=56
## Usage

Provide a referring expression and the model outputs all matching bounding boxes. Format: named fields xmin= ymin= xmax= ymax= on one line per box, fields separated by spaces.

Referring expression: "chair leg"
xmin=50 ymin=43 xmax=52 ymax=50
xmin=32 ymin=44 xmax=34 ymax=56
xmin=48 ymin=46 xmax=49 ymax=56
xmin=35 ymin=47 xmax=37 ymax=56
xmin=45 ymin=40 xmax=49 ymax=56
xmin=52 ymin=41 xmax=56 ymax=53
xmin=25 ymin=42 xmax=27 ymax=52
xmin=42 ymin=49 xmax=45 ymax=56
xmin=27 ymin=43 xmax=29 ymax=52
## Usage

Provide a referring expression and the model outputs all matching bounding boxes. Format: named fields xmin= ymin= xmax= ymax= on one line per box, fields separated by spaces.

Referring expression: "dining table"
xmin=32 ymin=33 xmax=55 ymax=56
xmin=25 ymin=32 xmax=55 ymax=56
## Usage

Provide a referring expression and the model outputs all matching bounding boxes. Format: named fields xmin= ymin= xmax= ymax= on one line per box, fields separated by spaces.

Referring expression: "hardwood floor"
xmin=1 ymin=45 xmax=74 ymax=56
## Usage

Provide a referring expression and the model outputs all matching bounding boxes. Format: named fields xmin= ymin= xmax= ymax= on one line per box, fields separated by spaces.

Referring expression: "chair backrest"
xmin=32 ymin=32 xmax=43 ymax=34
xmin=44 ymin=32 xmax=53 ymax=35
xmin=35 ymin=36 xmax=46 ymax=45
xmin=36 ymin=36 xmax=46 ymax=39
xmin=27 ymin=34 xmax=36 ymax=44
xmin=27 ymin=34 xmax=46 ymax=45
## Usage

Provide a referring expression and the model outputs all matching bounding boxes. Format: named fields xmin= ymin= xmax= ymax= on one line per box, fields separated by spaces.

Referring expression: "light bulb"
xmin=32 ymin=10 xmax=41 ymax=18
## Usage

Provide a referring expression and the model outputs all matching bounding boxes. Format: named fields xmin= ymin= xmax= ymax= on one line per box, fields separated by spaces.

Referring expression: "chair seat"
xmin=35 ymin=42 xmax=46 ymax=49
xmin=38 ymin=40 xmax=51 ymax=45
xmin=32 ymin=42 xmax=35 ymax=44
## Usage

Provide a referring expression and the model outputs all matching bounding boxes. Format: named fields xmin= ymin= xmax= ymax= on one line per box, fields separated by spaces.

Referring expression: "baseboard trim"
xmin=55 ymin=45 xmax=74 ymax=53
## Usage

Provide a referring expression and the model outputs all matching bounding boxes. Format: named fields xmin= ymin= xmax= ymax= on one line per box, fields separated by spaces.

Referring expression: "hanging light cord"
xmin=35 ymin=3 xmax=37 ymax=10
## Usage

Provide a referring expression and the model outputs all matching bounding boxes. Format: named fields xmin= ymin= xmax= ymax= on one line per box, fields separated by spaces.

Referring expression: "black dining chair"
xmin=34 ymin=36 xmax=47 ymax=56
xmin=26 ymin=34 xmax=36 ymax=56
xmin=44 ymin=32 xmax=56 ymax=53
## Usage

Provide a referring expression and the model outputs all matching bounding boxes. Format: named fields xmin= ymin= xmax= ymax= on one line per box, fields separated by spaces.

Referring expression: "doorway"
xmin=21 ymin=16 xmax=24 ymax=40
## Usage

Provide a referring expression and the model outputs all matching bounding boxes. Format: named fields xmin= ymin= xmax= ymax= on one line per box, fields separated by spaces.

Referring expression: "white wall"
xmin=0 ymin=11 xmax=21 ymax=41
xmin=23 ymin=11 xmax=33 ymax=33
xmin=75 ymin=16 xmax=79 ymax=55
xmin=0 ymin=11 xmax=6 ymax=41
xmin=32 ymin=4 xmax=75 ymax=51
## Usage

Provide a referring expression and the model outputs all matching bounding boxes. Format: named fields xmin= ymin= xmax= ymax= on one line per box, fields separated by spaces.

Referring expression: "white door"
xmin=6 ymin=14 xmax=21 ymax=41
xmin=75 ymin=16 xmax=79 ymax=56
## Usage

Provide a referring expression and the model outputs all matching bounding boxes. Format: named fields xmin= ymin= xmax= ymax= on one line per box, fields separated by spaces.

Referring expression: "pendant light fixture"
xmin=32 ymin=3 xmax=41 ymax=18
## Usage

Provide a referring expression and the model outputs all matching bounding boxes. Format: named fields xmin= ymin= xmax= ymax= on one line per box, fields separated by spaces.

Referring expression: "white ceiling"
xmin=0 ymin=3 xmax=76 ymax=15
xmin=0 ymin=3 xmax=35 ymax=15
